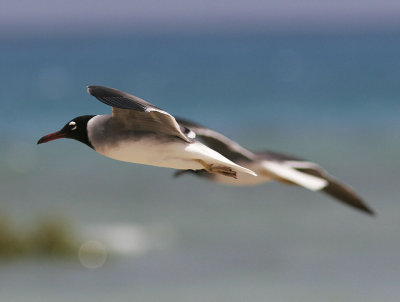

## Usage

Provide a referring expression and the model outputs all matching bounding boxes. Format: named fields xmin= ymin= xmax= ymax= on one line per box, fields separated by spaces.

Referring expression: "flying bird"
xmin=37 ymin=86 xmax=257 ymax=179
xmin=174 ymin=118 xmax=375 ymax=215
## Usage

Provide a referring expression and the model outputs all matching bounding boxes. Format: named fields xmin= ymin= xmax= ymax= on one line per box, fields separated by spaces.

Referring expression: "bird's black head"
xmin=37 ymin=115 xmax=96 ymax=148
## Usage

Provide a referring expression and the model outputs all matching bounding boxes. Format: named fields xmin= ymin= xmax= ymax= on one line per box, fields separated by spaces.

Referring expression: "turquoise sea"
xmin=1 ymin=32 xmax=400 ymax=301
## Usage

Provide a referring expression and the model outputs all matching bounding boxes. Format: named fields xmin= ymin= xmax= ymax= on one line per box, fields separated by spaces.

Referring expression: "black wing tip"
xmin=321 ymin=185 xmax=376 ymax=216
xmin=357 ymin=203 xmax=376 ymax=216
xmin=345 ymin=199 xmax=375 ymax=216
xmin=87 ymin=85 xmax=113 ymax=96
xmin=87 ymin=85 xmax=127 ymax=98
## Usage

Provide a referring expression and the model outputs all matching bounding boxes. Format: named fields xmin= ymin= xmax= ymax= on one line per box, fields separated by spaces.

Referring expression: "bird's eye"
xmin=68 ymin=121 xmax=77 ymax=131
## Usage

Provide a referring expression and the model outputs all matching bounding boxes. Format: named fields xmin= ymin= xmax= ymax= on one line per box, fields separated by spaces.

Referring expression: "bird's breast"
xmin=93 ymin=135 xmax=203 ymax=170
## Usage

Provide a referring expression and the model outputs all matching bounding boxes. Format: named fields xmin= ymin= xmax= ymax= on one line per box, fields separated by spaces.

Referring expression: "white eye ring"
xmin=69 ymin=121 xmax=77 ymax=131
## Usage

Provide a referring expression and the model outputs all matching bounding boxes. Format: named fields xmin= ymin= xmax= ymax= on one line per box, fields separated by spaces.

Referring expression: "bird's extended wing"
xmin=87 ymin=86 xmax=192 ymax=143
xmin=259 ymin=151 xmax=375 ymax=215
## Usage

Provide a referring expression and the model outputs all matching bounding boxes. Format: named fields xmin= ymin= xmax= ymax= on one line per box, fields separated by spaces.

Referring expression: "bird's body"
xmin=175 ymin=118 xmax=375 ymax=215
xmin=37 ymin=86 xmax=256 ymax=179
xmin=87 ymin=114 xmax=244 ymax=171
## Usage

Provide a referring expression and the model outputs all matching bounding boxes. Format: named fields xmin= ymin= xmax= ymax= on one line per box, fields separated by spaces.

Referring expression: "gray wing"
xmin=87 ymin=86 xmax=192 ymax=143
xmin=258 ymin=151 xmax=375 ymax=215
xmin=176 ymin=117 xmax=256 ymax=163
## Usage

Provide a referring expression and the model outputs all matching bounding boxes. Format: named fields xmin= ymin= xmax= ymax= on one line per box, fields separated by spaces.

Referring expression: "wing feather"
xmin=87 ymin=86 xmax=192 ymax=142
xmin=259 ymin=151 xmax=374 ymax=215
xmin=261 ymin=161 xmax=328 ymax=191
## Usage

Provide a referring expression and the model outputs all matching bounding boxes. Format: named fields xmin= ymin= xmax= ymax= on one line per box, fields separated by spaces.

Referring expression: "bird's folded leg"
xmin=195 ymin=159 xmax=237 ymax=179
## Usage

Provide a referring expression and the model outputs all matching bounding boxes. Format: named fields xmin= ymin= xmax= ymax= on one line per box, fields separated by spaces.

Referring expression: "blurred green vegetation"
xmin=0 ymin=214 xmax=78 ymax=261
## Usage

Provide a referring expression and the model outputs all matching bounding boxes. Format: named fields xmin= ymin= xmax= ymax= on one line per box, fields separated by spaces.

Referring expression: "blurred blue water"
xmin=1 ymin=33 xmax=400 ymax=134
xmin=0 ymin=32 xmax=400 ymax=301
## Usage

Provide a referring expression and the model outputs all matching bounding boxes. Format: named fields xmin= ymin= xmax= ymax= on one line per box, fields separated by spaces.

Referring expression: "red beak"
xmin=37 ymin=131 xmax=66 ymax=144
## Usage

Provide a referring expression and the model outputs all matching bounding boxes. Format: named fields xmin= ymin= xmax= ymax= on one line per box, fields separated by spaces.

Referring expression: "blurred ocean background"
xmin=1 ymin=4 xmax=400 ymax=301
